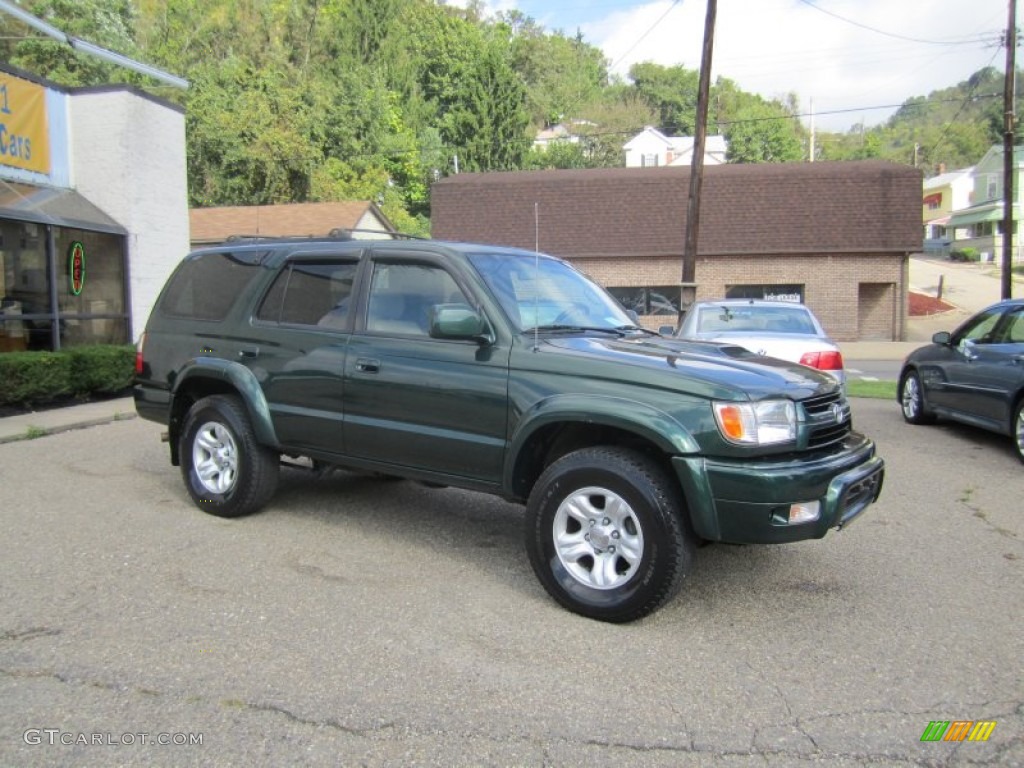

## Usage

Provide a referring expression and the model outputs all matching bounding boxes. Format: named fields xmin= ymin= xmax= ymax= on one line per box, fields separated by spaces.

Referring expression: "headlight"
xmin=713 ymin=399 xmax=796 ymax=446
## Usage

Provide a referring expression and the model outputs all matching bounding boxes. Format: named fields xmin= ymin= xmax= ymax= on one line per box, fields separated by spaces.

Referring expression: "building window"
xmin=0 ymin=218 xmax=129 ymax=351
xmin=607 ymin=286 xmax=680 ymax=316
xmin=641 ymin=153 xmax=659 ymax=168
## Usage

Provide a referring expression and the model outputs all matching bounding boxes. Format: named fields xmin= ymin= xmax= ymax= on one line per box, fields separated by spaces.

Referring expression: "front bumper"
xmin=673 ymin=433 xmax=884 ymax=544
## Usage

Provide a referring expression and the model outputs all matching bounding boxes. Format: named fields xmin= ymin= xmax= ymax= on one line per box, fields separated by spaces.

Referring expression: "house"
xmin=922 ymin=166 xmax=974 ymax=251
xmin=189 ymin=201 xmax=397 ymax=249
xmin=431 ymin=161 xmax=922 ymax=341
xmin=946 ymin=146 xmax=1024 ymax=263
xmin=532 ymin=120 xmax=597 ymax=150
xmin=623 ymin=126 xmax=728 ymax=168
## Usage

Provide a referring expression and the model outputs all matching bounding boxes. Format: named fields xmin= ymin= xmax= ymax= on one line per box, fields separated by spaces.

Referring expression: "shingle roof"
xmin=189 ymin=201 xmax=394 ymax=244
xmin=431 ymin=161 xmax=922 ymax=257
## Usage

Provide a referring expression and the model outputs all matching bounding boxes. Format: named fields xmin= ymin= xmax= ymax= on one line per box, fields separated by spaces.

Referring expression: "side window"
xmin=256 ymin=261 xmax=358 ymax=328
xmin=160 ymin=252 xmax=263 ymax=321
xmin=1004 ymin=309 xmax=1024 ymax=343
xmin=955 ymin=308 xmax=1003 ymax=350
xmin=365 ymin=262 xmax=468 ymax=336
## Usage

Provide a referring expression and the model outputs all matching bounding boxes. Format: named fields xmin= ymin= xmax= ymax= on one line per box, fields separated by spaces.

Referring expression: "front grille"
xmin=801 ymin=391 xmax=852 ymax=449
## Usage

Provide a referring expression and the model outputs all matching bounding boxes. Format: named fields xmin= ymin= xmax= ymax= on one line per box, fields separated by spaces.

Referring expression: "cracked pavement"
xmin=0 ymin=399 xmax=1021 ymax=766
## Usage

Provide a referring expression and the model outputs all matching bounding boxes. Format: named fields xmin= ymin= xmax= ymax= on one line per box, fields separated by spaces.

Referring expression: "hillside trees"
xmin=0 ymin=0 xmax=1015 ymax=226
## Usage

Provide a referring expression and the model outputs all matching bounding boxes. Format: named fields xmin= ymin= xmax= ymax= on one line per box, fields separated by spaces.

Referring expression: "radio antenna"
xmin=533 ymin=202 xmax=540 ymax=352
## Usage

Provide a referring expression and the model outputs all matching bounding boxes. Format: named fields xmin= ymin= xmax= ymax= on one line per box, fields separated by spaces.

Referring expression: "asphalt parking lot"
xmin=0 ymin=398 xmax=1021 ymax=767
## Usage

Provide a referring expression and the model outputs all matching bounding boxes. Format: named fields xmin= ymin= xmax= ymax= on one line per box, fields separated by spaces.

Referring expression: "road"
xmin=1 ymin=402 xmax=1021 ymax=766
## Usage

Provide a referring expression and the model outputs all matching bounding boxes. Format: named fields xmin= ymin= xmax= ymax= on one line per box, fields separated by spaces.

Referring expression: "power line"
xmin=795 ymin=0 xmax=995 ymax=46
xmin=607 ymin=0 xmax=683 ymax=72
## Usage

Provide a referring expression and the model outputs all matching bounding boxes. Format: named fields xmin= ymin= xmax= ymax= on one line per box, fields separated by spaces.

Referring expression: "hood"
xmin=537 ymin=334 xmax=836 ymax=401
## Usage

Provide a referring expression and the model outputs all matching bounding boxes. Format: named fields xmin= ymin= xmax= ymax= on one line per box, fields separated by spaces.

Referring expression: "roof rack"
xmin=222 ymin=229 xmax=426 ymax=244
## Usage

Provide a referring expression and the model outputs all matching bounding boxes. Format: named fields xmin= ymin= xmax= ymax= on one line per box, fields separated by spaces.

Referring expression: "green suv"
xmin=134 ymin=235 xmax=884 ymax=622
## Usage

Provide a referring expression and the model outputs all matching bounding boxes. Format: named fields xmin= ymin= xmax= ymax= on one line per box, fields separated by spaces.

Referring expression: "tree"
xmin=629 ymin=62 xmax=700 ymax=135
xmin=1 ymin=0 xmax=139 ymax=87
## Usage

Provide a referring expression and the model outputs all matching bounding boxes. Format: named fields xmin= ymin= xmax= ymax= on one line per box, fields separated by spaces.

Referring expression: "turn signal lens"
xmin=788 ymin=501 xmax=821 ymax=524
xmin=713 ymin=400 xmax=797 ymax=446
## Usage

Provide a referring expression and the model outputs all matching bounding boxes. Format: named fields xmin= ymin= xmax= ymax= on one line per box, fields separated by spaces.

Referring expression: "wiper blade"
xmin=522 ymin=325 xmax=626 ymax=336
xmin=616 ymin=324 xmax=661 ymax=336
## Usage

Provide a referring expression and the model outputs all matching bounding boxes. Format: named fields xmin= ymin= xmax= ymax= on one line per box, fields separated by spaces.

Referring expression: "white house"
xmin=623 ymin=126 xmax=728 ymax=168
xmin=532 ymin=120 xmax=597 ymax=150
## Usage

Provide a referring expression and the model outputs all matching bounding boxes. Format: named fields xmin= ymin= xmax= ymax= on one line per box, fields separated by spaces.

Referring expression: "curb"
xmin=0 ymin=408 xmax=137 ymax=445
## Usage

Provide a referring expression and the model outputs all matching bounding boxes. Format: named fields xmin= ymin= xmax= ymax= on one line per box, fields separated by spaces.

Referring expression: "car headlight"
xmin=713 ymin=399 xmax=797 ymax=446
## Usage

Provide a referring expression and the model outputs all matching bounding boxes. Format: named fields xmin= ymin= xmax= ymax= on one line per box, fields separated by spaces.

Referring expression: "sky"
xmin=446 ymin=0 xmax=1010 ymax=132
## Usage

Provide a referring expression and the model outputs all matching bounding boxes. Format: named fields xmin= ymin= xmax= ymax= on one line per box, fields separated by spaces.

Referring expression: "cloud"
xmin=582 ymin=0 xmax=1006 ymax=131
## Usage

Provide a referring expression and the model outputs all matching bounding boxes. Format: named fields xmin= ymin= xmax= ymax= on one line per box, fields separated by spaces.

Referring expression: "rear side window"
xmin=160 ymin=252 xmax=263 ymax=321
xmin=257 ymin=261 xmax=359 ymax=328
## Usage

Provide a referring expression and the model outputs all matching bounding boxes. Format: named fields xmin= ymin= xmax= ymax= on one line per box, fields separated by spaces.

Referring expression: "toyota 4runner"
xmin=134 ymin=235 xmax=884 ymax=622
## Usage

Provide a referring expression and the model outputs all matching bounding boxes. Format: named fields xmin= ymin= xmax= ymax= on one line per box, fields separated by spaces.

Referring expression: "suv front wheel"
xmin=525 ymin=446 xmax=693 ymax=623
xmin=180 ymin=395 xmax=279 ymax=518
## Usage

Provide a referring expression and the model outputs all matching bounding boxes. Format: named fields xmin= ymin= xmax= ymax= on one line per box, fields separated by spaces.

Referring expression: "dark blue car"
xmin=899 ymin=299 xmax=1024 ymax=463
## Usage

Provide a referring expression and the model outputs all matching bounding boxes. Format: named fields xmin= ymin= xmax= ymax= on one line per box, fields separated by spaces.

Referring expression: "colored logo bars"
xmin=920 ymin=720 xmax=997 ymax=742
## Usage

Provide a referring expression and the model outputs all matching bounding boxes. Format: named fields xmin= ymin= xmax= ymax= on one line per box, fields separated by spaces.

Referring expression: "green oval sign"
xmin=69 ymin=241 xmax=85 ymax=296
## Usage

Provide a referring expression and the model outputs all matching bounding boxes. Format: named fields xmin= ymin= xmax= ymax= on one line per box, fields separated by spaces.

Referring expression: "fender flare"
xmin=172 ymin=357 xmax=280 ymax=448
xmin=504 ymin=393 xmax=700 ymax=492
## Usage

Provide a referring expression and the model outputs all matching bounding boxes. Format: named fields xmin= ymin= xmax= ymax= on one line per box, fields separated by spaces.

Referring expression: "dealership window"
xmin=725 ymin=284 xmax=805 ymax=303
xmin=0 ymin=218 xmax=129 ymax=351
xmin=607 ymin=286 xmax=681 ymax=316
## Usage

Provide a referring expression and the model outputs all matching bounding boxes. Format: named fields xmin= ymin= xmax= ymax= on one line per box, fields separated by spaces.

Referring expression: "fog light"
xmin=788 ymin=501 xmax=821 ymax=524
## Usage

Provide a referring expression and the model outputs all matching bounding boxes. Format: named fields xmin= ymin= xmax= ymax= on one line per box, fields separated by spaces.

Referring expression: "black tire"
xmin=900 ymin=370 xmax=935 ymax=425
xmin=1013 ymin=400 xmax=1024 ymax=465
xmin=525 ymin=446 xmax=694 ymax=623
xmin=179 ymin=395 xmax=279 ymax=518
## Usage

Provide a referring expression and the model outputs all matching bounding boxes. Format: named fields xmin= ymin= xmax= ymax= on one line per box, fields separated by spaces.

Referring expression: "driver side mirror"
xmin=932 ymin=331 xmax=951 ymax=345
xmin=429 ymin=304 xmax=491 ymax=342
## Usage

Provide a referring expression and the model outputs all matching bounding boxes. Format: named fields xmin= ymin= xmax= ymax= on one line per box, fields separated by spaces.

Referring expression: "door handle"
xmin=239 ymin=347 xmax=260 ymax=359
xmin=356 ymin=358 xmax=380 ymax=373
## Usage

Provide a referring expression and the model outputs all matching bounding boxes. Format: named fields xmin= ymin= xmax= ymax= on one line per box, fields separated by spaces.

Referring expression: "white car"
xmin=674 ymin=299 xmax=846 ymax=387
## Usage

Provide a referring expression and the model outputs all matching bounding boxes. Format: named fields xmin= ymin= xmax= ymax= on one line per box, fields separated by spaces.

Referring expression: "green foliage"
xmin=0 ymin=345 xmax=134 ymax=406
xmin=0 ymin=351 xmax=73 ymax=405
xmin=817 ymin=67 xmax=1010 ymax=171
xmin=846 ymin=379 xmax=896 ymax=400
xmin=4 ymin=1 xmax=1009 ymax=226
xmin=630 ymin=62 xmax=700 ymax=135
xmin=715 ymin=79 xmax=804 ymax=163
xmin=950 ymin=247 xmax=980 ymax=262
xmin=0 ymin=0 xmax=139 ymax=86
xmin=67 ymin=345 xmax=135 ymax=394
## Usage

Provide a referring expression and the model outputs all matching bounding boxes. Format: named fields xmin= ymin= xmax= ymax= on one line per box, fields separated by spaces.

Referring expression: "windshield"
xmin=468 ymin=251 xmax=634 ymax=332
xmin=696 ymin=304 xmax=817 ymax=335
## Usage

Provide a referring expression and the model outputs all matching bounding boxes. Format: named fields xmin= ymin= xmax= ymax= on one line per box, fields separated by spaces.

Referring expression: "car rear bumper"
xmin=133 ymin=383 xmax=171 ymax=425
xmin=672 ymin=433 xmax=884 ymax=544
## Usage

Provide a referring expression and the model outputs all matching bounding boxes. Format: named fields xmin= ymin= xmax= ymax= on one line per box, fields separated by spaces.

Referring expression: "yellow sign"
xmin=0 ymin=72 xmax=51 ymax=174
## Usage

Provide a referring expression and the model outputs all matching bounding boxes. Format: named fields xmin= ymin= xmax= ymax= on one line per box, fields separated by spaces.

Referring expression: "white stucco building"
xmin=0 ymin=64 xmax=188 ymax=351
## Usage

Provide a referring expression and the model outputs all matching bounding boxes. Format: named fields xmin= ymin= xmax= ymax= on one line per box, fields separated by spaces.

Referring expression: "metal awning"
xmin=0 ymin=179 xmax=126 ymax=234
xmin=947 ymin=206 xmax=1005 ymax=228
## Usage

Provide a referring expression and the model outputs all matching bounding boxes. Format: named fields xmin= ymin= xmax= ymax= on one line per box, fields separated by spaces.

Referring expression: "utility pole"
xmin=681 ymin=0 xmax=716 ymax=321
xmin=1002 ymin=0 xmax=1017 ymax=300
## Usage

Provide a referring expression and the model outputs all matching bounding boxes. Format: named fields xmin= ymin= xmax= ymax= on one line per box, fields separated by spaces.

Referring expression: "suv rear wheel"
xmin=525 ymin=446 xmax=693 ymax=623
xmin=180 ymin=395 xmax=279 ymax=517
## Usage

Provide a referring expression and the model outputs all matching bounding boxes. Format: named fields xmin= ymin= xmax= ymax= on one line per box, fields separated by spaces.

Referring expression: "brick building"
xmin=431 ymin=161 xmax=922 ymax=341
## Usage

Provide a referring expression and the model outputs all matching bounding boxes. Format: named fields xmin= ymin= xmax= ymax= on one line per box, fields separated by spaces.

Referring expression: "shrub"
xmin=0 ymin=344 xmax=134 ymax=407
xmin=949 ymin=248 xmax=980 ymax=262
